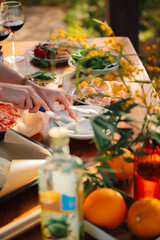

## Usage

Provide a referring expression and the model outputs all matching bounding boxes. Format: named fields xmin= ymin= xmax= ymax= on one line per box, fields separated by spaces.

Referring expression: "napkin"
xmin=13 ymin=110 xmax=45 ymax=137
xmin=0 ymin=129 xmax=51 ymax=198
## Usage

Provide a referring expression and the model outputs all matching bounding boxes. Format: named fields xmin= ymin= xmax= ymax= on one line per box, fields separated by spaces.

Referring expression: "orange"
xmin=83 ymin=188 xmax=127 ymax=230
xmin=103 ymin=148 xmax=134 ymax=181
xmin=127 ymin=197 xmax=160 ymax=239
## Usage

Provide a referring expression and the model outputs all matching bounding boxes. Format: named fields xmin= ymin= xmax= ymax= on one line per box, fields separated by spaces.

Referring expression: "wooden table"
xmin=0 ymin=37 xmax=152 ymax=240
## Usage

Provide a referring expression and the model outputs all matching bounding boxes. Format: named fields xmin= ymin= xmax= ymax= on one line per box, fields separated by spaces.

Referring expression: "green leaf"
xmin=98 ymin=170 xmax=113 ymax=187
xmin=92 ymin=121 xmax=111 ymax=154
xmin=28 ymin=71 xmax=44 ymax=78
xmin=123 ymin=157 xmax=135 ymax=163
xmin=84 ymin=179 xmax=97 ymax=198
xmin=97 ymin=162 xmax=118 ymax=183
xmin=123 ymin=116 xmax=142 ymax=123
xmin=96 ymin=155 xmax=112 ymax=162
xmin=42 ymin=45 xmax=56 ymax=56
xmin=153 ymin=132 xmax=160 ymax=145
xmin=134 ymin=150 xmax=149 ymax=156
xmin=32 ymin=59 xmax=49 ymax=68
xmin=28 ymin=71 xmax=56 ymax=80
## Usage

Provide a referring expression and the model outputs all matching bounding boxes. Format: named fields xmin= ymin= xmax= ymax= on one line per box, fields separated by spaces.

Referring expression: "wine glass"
xmin=1 ymin=1 xmax=25 ymax=63
xmin=0 ymin=10 xmax=10 ymax=42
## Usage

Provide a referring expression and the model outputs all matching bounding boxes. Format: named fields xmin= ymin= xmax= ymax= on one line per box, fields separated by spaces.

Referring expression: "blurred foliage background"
xmin=20 ymin=0 xmax=160 ymax=52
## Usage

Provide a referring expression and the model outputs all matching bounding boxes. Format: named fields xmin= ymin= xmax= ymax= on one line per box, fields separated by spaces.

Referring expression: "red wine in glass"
xmin=3 ymin=20 xmax=24 ymax=32
xmin=1 ymin=1 xmax=25 ymax=63
xmin=0 ymin=29 xmax=10 ymax=41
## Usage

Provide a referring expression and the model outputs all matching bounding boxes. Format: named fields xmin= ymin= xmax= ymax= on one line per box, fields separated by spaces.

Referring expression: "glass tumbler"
xmin=134 ymin=139 xmax=160 ymax=200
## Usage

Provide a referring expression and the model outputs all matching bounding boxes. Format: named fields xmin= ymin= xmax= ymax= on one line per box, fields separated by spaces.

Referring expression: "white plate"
xmin=30 ymin=40 xmax=72 ymax=64
xmin=71 ymin=81 xmax=134 ymax=107
xmin=49 ymin=105 xmax=105 ymax=140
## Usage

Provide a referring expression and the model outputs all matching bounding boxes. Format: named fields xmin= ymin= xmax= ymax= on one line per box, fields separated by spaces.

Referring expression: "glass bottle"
xmin=38 ymin=127 xmax=84 ymax=240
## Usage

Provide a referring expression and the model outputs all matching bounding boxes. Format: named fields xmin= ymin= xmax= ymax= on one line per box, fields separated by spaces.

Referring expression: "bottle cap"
xmin=48 ymin=127 xmax=69 ymax=146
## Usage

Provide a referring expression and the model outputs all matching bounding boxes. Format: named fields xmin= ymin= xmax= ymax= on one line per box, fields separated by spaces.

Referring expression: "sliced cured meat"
xmin=0 ymin=103 xmax=20 ymax=131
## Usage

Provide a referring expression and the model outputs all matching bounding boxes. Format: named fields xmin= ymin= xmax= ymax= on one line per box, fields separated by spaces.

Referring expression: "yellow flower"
xmin=119 ymin=43 xmax=125 ymax=48
xmin=82 ymin=42 xmax=88 ymax=48
xmin=58 ymin=29 xmax=65 ymax=34
xmin=80 ymin=80 xmax=87 ymax=86
xmin=76 ymin=36 xmax=83 ymax=43
xmin=51 ymin=34 xmax=57 ymax=41
xmin=105 ymin=74 xmax=114 ymax=81
xmin=106 ymin=27 xmax=114 ymax=36
xmin=94 ymin=77 xmax=102 ymax=85
xmin=152 ymin=83 xmax=157 ymax=88
xmin=88 ymin=74 xmax=93 ymax=78
xmin=67 ymin=36 xmax=73 ymax=41
xmin=100 ymin=24 xmax=106 ymax=31
xmin=59 ymin=33 xmax=65 ymax=38
xmin=121 ymin=99 xmax=134 ymax=110
xmin=72 ymin=42 xmax=76 ymax=46
xmin=154 ymin=66 xmax=160 ymax=72
xmin=104 ymin=39 xmax=114 ymax=46
xmin=58 ymin=29 xmax=65 ymax=38
xmin=89 ymin=51 xmax=98 ymax=58
xmin=80 ymin=34 xmax=87 ymax=40
xmin=148 ymin=104 xmax=153 ymax=110
xmin=146 ymin=65 xmax=154 ymax=71
xmin=145 ymin=46 xmax=151 ymax=52
xmin=153 ymin=108 xmax=159 ymax=112
xmin=106 ymin=56 xmax=114 ymax=62
xmin=151 ymin=44 xmax=156 ymax=49
xmin=153 ymin=92 xmax=158 ymax=97
xmin=92 ymin=43 xmax=97 ymax=48
xmin=140 ymin=93 xmax=147 ymax=102
xmin=85 ymin=55 xmax=90 ymax=60
xmin=99 ymin=50 xmax=105 ymax=57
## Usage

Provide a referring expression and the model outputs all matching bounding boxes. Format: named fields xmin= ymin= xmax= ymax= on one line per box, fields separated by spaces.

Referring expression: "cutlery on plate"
xmin=49 ymin=119 xmax=76 ymax=134
xmin=39 ymin=106 xmax=75 ymax=124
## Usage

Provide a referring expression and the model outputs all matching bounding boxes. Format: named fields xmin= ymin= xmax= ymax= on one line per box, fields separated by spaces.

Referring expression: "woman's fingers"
xmin=25 ymin=87 xmax=49 ymax=113
xmin=66 ymin=95 xmax=73 ymax=105
xmin=55 ymin=94 xmax=76 ymax=119
xmin=23 ymin=91 xmax=33 ymax=110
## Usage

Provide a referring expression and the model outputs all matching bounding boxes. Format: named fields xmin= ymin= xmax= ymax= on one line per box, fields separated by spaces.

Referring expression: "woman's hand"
xmin=27 ymin=81 xmax=76 ymax=119
xmin=0 ymin=83 xmax=49 ymax=113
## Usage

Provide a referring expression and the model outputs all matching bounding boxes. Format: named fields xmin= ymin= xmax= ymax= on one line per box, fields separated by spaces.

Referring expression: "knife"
xmin=39 ymin=106 xmax=75 ymax=124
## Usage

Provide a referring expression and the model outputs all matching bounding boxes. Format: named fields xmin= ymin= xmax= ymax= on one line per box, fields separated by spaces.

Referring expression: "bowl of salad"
xmin=68 ymin=49 xmax=119 ymax=74
xmin=30 ymin=40 xmax=73 ymax=68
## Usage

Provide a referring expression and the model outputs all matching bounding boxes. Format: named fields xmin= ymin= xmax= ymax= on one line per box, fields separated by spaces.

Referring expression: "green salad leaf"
xmin=71 ymin=50 xmax=119 ymax=70
xmin=28 ymin=71 xmax=56 ymax=80
xmin=32 ymin=59 xmax=50 ymax=68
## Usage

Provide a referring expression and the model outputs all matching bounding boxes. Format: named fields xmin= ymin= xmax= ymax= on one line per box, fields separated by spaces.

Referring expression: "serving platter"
xmin=30 ymin=40 xmax=74 ymax=67
xmin=49 ymin=105 xmax=105 ymax=140
xmin=71 ymin=81 xmax=134 ymax=107
xmin=30 ymin=48 xmax=69 ymax=64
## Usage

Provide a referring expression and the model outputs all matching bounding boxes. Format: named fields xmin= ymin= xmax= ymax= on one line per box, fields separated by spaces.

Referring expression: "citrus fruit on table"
xmin=127 ymin=197 xmax=160 ymax=239
xmin=83 ymin=188 xmax=127 ymax=230
xmin=103 ymin=148 xmax=134 ymax=181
